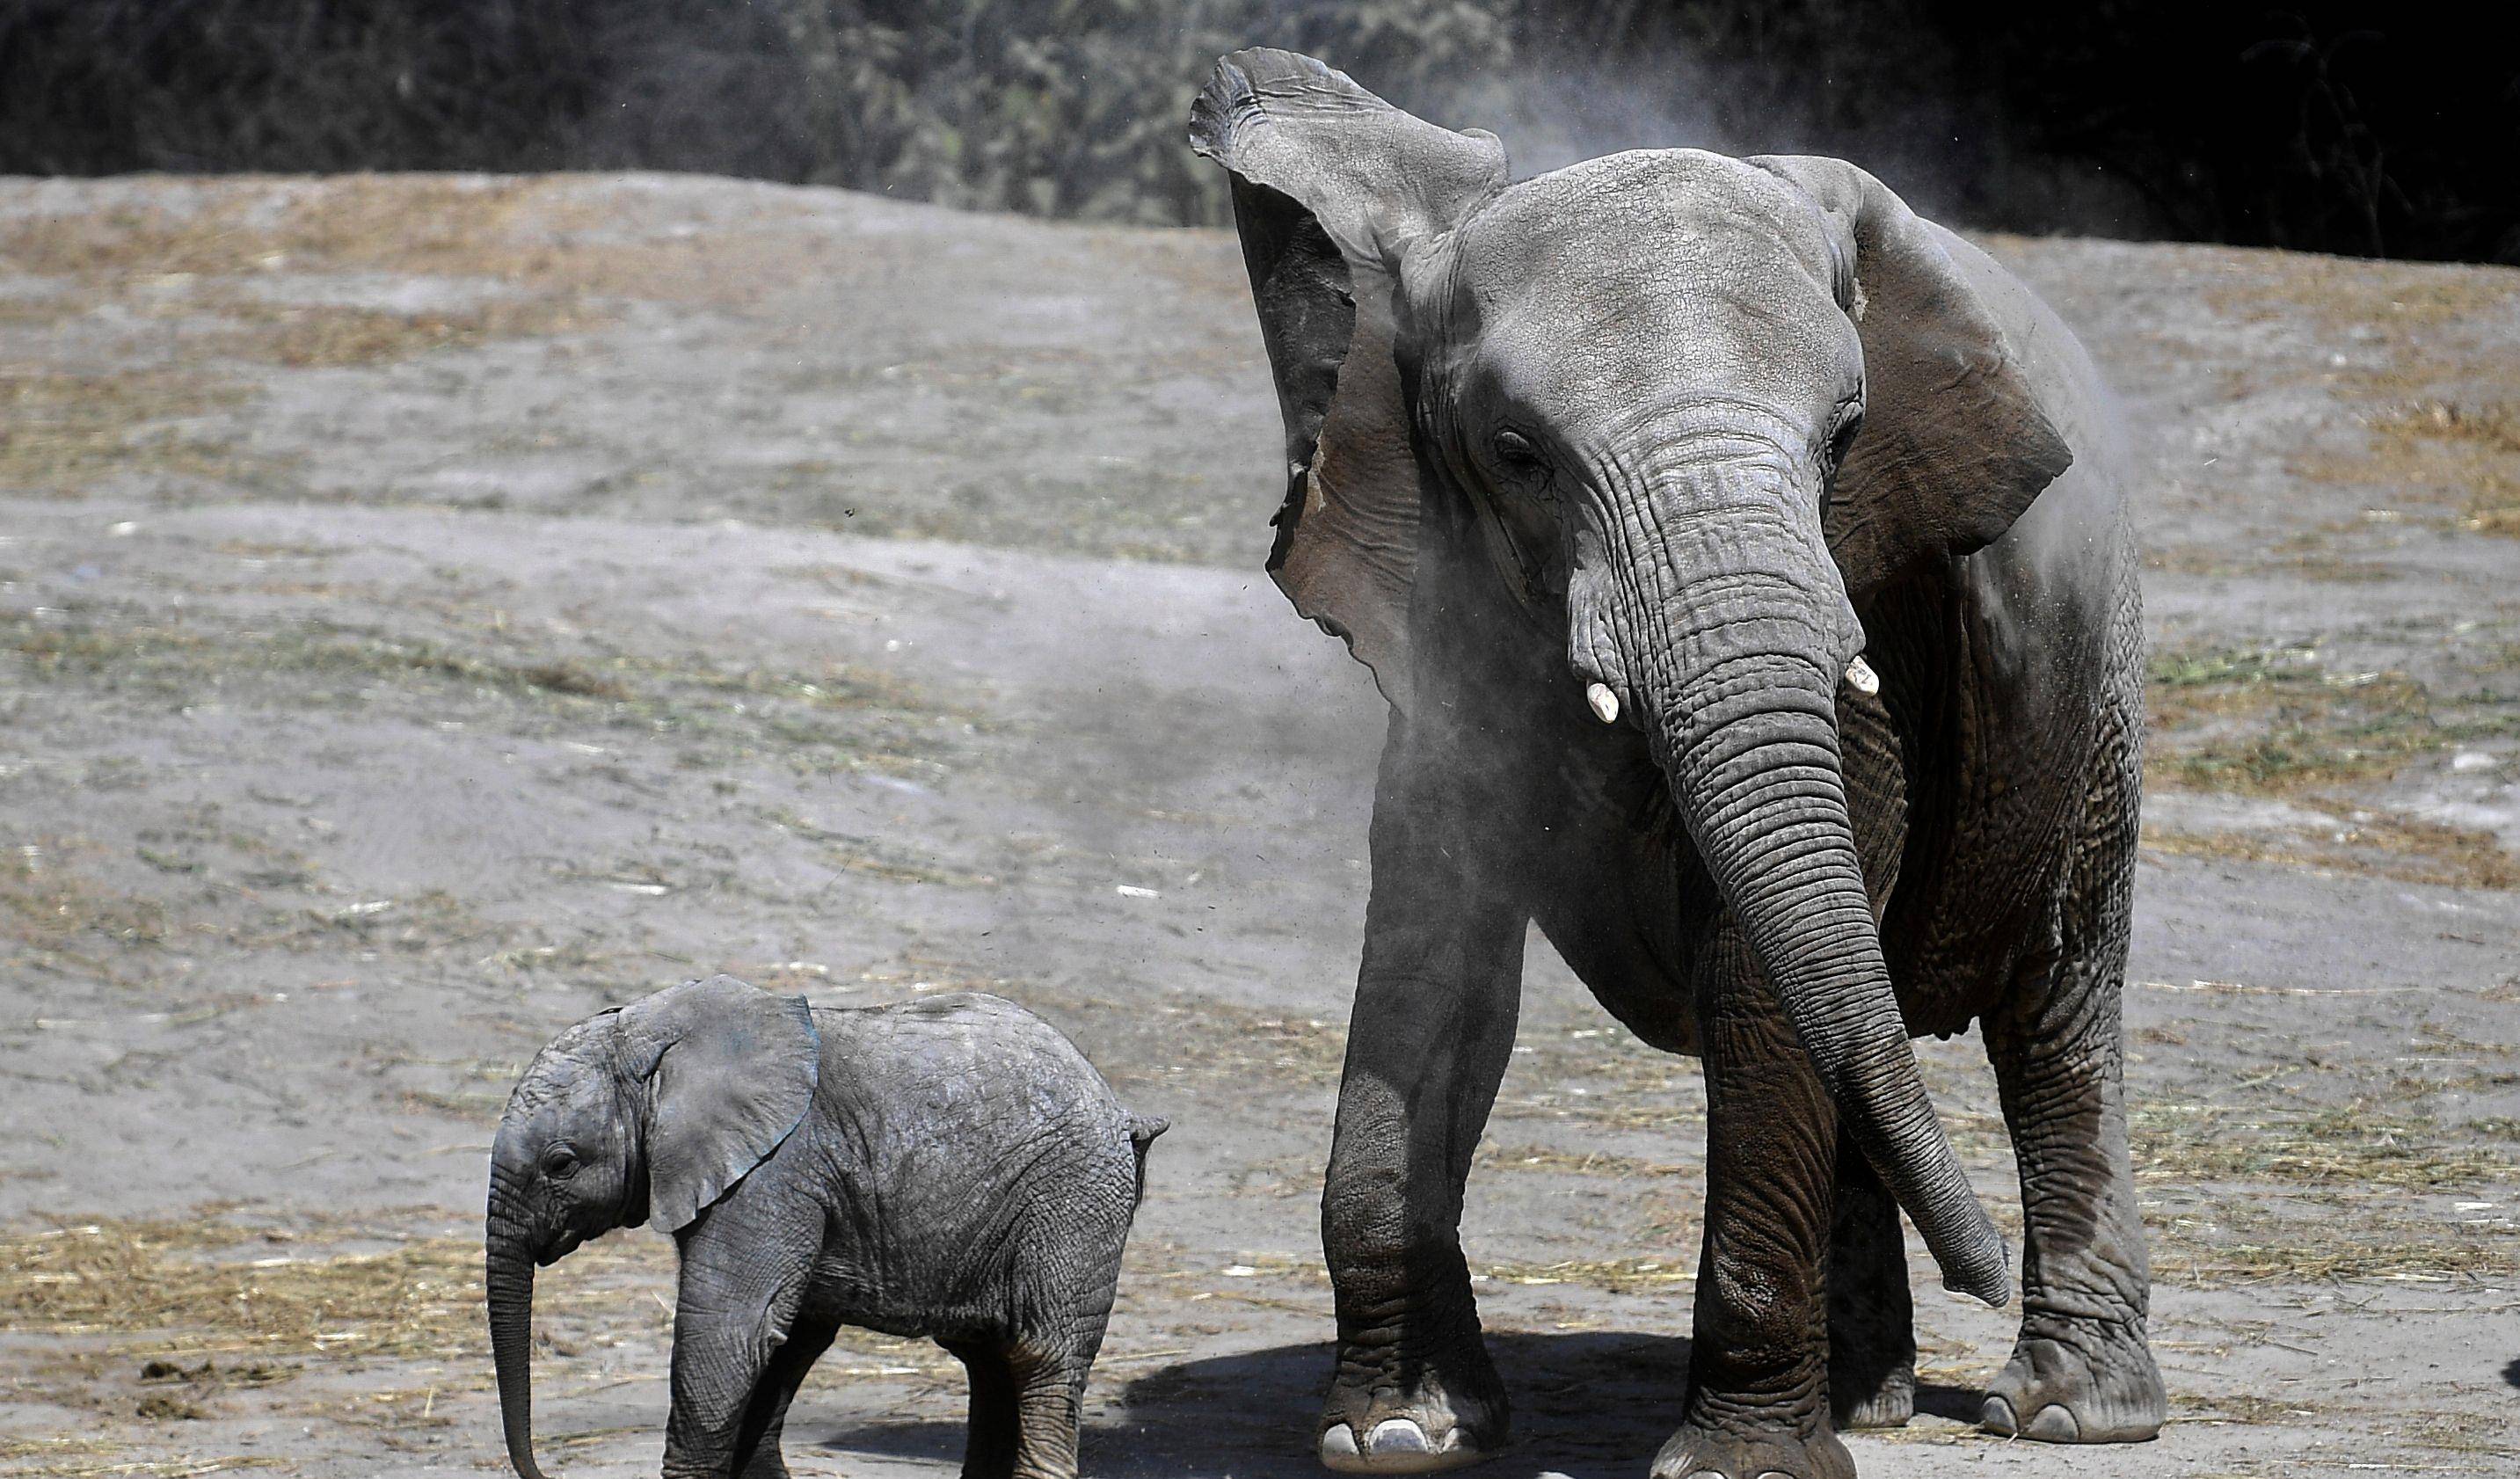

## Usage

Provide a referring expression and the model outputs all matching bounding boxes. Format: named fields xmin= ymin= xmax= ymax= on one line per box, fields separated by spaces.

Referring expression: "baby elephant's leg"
xmin=945 ymin=1340 xmax=1022 ymax=1479
xmin=1006 ymin=1346 xmax=1093 ymax=1479
xmin=732 ymin=1322 xmax=838 ymax=1479
xmin=997 ymin=1220 xmax=1125 ymax=1479
xmin=949 ymin=1337 xmax=1090 ymax=1479
xmin=663 ymin=1224 xmax=814 ymax=1478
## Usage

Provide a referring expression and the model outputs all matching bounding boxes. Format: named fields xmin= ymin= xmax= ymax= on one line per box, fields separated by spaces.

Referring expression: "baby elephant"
xmin=486 ymin=976 xmax=1166 ymax=1479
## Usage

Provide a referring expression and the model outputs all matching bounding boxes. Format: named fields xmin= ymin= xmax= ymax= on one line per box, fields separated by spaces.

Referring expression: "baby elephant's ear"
xmin=616 ymin=975 xmax=819 ymax=1234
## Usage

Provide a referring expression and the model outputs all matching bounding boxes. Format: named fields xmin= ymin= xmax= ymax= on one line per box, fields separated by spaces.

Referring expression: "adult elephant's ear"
xmin=1190 ymin=48 xmax=1507 ymax=702
xmin=1749 ymin=155 xmax=2074 ymax=601
xmin=615 ymin=975 xmax=819 ymax=1233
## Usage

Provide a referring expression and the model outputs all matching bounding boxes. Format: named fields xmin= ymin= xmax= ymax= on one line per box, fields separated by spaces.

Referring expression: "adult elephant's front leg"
xmin=1319 ymin=727 xmax=1531 ymax=1475
xmin=1657 ymin=935 xmax=1851 ymax=1479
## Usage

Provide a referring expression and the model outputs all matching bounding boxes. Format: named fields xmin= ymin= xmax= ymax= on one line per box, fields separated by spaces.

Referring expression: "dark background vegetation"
xmin=0 ymin=0 xmax=2510 ymax=263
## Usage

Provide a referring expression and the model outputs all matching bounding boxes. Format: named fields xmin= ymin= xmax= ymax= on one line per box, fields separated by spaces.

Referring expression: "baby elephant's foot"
xmin=1979 ymin=1321 xmax=2166 ymax=1443
xmin=1318 ymin=1344 xmax=1506 ymax=1474
xmin=1650 ymin=1424 xmax=1854 ymax=1479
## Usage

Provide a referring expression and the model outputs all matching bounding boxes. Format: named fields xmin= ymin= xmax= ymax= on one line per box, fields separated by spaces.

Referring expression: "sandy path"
xmin=0 ymin=173 xmax=2513 ymax=1478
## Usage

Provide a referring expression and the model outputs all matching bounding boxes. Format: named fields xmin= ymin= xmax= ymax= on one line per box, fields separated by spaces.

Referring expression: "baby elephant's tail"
xmin=1125 ymin=1111 xmax=1169 ymax=1206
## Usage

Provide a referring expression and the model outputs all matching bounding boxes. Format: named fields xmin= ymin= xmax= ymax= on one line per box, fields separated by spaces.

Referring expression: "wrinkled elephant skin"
xmin=486 ymin=977 xmax=1166 ymax=1479
xmin=1188 ymin=47 xmax=2164 ymax=1479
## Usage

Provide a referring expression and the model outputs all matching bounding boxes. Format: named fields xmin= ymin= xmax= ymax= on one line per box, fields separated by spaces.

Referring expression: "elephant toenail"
xmin=1367 ymin=1417 xmax=1439 ymax=1455
xmin=1322 ymin=1423 xmax=1364 ymax=1468
xmin=1979 ymin=1395 xmax=2020 ymax=1435
xmin=2025 ymin=1404 xmax=2082 ymax=1442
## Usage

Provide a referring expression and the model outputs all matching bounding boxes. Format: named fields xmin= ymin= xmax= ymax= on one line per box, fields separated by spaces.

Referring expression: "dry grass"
xmin=2140 ymin=639 xmax=2519 ymax=880
xmin=0 ymin=839 xmax=170 ymax=958
xmin=0 ymin=282 xmax=94 ymax=326
xmin=2131 ymin=1082 xmax=2520 ymax=1287
xmin=2144 ymin=539 xmax=2404 ymax=584
xmin=0 ymin=609 xmax=950 ymax=774
xmin=0 ymin=178 xmax=558 ymax=284
xmin=1475 ymin=1143 xmax=1686 ymax=1179
xmin=1129 ymin=1002 xmax=1348 ymax=1089
xmin=2204 ymin=252 xmax=2520 ymax=543
xmin=2202 ymin=252 xmax=2515 ymax=340
xmin=2145 ymin=643 xmax=2517 ymax=796
xmin=2150 ymin=1229 xmax=2516 ymax=1287
xmin=0 ymin=368 xmax=266 ymax=494
xmin=761 ymin=810 xmax=1000 ymax=888
xmin=2366 ymin=400 xmax=2520 ymax=536
xmin=2143 ymin=815 xmax=2520 ymax=891
xmin=2132 ymin=1103 xmax=2519 ymax=1191
xmin=0 ymin=177 xmax=821 ymax=310
xmin=2294 ymin=398 xmax=2520 ymax=536
xmin=5 ymin=614 xmax=628 ymax=703
xmin=196 ymin=293 xmax=606 ymax=369
xmin=11 ymin=1220 xmax=484 ymax=1361
xmin=0 ymin=1435 xmax=279 ymax=1478
xmin=1475 ymin=1257 xmax=1696 ymax=1293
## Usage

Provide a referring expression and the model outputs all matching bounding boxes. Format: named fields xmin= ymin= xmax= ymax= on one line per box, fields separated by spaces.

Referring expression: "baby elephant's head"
xmin=485 ymin=975 xmax=818 ymax=1479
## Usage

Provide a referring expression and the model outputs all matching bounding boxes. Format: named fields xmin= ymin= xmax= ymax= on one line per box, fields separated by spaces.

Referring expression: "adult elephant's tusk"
xmin=1844 ymin=655 xmax=1880 ymax=696
xmin=1586 ymin=681 xmax=1621 ymax=725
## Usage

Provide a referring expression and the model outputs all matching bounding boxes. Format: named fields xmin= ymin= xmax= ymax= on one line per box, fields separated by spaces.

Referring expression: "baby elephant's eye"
xmin=542 ymin=1145 xmax=580 ymax=1179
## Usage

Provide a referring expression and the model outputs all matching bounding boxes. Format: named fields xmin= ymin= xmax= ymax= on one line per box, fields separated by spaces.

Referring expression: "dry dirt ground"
xmin=0 ymin=172 xmax=2514 ymax=1479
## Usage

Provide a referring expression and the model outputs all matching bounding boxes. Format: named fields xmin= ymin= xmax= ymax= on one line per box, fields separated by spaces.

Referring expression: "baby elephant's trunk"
xmin=485 ymin=1193 xmax=550 ymax=1479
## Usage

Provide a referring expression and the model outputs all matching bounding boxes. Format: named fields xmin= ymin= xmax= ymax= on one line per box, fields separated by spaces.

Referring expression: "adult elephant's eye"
xmin=1494 ymin=428 xmax=1548 ymax=481
xmin=543 ymin=1145 xmax=580 ymax=1179
xmin=1824 ymin=402 xmax=1864 ymax=474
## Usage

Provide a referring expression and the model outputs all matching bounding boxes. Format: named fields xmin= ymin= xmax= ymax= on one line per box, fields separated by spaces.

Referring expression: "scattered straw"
xmin=0 ymin=1217 xmax=666 ymax=1363
xmin=2134 ymin=1104 xmax=2518 ymax=1191
xmin=2142 ymin=814 xmax=2520 ymax=891
xmin=0 ymin=369 xmax=267 ymax=495
xmin=1476 ymin=1257 xmax=1695 ymax=1293
xmin=2145 ymin=643 xmax=2518 ymax=798
xmin=2361 ymin=400 xmax=2520 ymax=536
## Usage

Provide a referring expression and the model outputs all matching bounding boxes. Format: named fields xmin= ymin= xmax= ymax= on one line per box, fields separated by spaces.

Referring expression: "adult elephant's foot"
xmin=1978 ymin=1320 xmax=2166 ymax=1443
xmin=1649 ymin=1424 xmax=1854 ymax=1479
xmin=1316 ymin=1342 xmax=1507 ymax=1474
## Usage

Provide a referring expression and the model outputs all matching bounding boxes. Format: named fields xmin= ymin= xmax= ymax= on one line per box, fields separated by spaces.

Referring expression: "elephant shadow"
xmin=807 ymin=1331 xmax=1985 ymax=1479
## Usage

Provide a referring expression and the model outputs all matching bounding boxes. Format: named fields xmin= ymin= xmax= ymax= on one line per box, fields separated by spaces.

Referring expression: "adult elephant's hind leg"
xmin=1977 ymin=767 xmax=2164 ymax=1443
xmin=1320 ymin=727 xmax=1530 ymax=1474
xmin=1825 ymin=1148 xmax=1916 ymax=1430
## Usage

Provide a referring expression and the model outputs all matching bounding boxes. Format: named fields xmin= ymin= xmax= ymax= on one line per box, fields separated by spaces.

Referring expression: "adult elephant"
xmin=1187 ymin=49 xmax=2161 ymax=1479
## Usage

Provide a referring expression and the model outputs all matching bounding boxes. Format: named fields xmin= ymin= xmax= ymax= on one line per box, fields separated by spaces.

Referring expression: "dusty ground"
xmin=0 ymin=171 xmax=2513 ymax=1479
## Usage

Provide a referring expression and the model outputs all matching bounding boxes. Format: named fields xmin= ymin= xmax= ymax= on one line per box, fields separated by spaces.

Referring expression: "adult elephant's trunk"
xmin=486 ymin=1192 xmax=550 ymax=1479
xmin=1584 ymin=457 xmax=2011 ymax=1306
